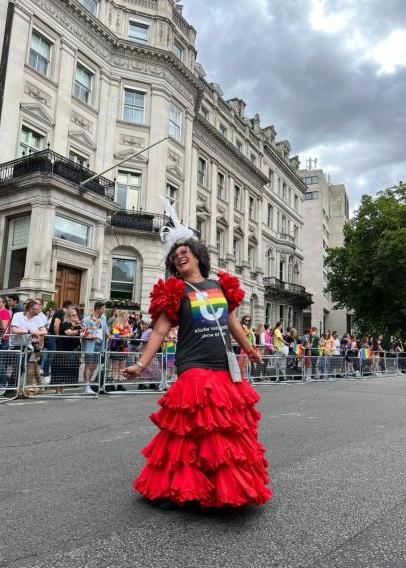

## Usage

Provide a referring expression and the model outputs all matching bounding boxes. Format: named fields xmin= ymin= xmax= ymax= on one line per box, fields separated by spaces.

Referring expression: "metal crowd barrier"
xmin=1 ymin=335 xmax=405 ymax=403
xmin=0 ymin=348 xmax=23 ymax=403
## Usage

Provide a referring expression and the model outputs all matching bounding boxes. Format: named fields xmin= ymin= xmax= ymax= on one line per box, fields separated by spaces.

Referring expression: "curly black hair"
xmin=166 ymin=238 xmax=211 ymax=278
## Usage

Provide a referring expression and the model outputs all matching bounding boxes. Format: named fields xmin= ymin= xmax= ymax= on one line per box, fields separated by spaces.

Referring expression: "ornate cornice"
xmin=193 ymin=115 xmax=268 ymax=191
xmin=32 ymin=0 xmax=204 ymax=107
xmin=264 ymin=142 xmax=307 ymax=194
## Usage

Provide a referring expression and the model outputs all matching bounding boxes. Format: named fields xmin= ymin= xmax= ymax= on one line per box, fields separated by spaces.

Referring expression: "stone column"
xmin=90 ymin=221 xmax=106 ymax=300
xmin=181 ymin=109 xmax=194 ymax=223
xmin=226 ymin=175 xmax=235 ymax=258
xmin=94 ymin=73 xmax=119 ymax=175
xmin=208 ymin=160 xmax=218 ymax=254
xmin=0 ymin=5 xmax=31 ymax=161
xmin=20 ymin=202 xmax=55 ymax=292
xmin=145 ymin=86 xmax=171 ymax=214
xmin=53 ymin=39 xmax=76 ymax=154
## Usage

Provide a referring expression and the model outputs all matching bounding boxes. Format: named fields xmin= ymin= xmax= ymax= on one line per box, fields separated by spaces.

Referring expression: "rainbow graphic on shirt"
xmin=187 ymin=287 xmax=228 ymax=326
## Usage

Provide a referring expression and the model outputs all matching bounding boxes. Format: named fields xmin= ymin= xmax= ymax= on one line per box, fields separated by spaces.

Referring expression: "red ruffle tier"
xmin=133 ymin=368 xmax=272 ymax=507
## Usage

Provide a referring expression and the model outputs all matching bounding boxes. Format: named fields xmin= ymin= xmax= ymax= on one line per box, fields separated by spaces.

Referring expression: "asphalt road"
xmin=1 ymin=374 xmax=406 ymax=568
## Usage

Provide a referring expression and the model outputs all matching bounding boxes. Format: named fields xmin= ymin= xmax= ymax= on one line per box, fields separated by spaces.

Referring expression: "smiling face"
xmin=171 ymin=245 xmax=201 ymax=278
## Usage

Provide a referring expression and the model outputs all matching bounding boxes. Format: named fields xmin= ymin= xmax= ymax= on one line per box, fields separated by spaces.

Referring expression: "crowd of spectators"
xmin=1 ymin=296 xmax=405 ymax=395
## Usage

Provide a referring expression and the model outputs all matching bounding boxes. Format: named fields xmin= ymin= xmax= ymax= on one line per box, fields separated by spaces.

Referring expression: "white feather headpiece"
xmin=160 ymin=199 xmax=198 ymax=253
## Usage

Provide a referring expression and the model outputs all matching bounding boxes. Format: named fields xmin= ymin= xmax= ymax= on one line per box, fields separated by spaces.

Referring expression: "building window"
xmin=166 ymin=182 xmax=178 ymax=206
xmin=81 ymin=0 xmax=98 ymax=15
xmin=265 ymin=302 xmax=272 ymax=325
xmin=197 ymin=157 xmax=207 ymax=187
xmin=288 ymin=306 xmax=293 ymax=328
xmin=196 ymin=218 xmax=206 ymax=241
xmin=303 ymin=175 xmax=319 ymax=185
xmin=233 ymin=238 xmax=241 ymax=265
xmin=294 ymin=195 xmax=299 ymax=212
xmin=54 ymin=215 xmax=89 ymax=246
xmin=123 ymin=89 xmax=145 ymax=123
xmin=294 ymin=225 xmax=299 ymax=245
xmin=305 ymin=191 xmax=320 ymax=200
xmin=281 ymin=215 xmax=287 ymax=234
xmin=293 ymin=264 xmax=300 ymax=284
xmin=234 ymin=184 xmax=241 ymax=209
xmin=282 ymin=182 xmax=287 ymax=201
xmin=173 ymin=42 xmax=184 ymax=61
xmin=68 ymin=149 xmax=88 ymax=167
xmin=249 ymin=196 xmax=256 ymax=220
xmin=201 ymin=106 xmax=209 ymax=120
xmin=267 ymin=204 xmax=273 ymax=228
xmin=111 ymin=258 xmax=136 ymax=300
xmin=29 ymin=30 xmax=51 ymax=76
xmin=217 ymin=172 xmax=225 ymax=200
xmin=219 ymin=123 xmax=227 ymax=137
xmin=169 ymin=104 xmax=182 ymax=141
xmin=250 ymin=153 xmax=257 ymax=165
xmin=266 ymin=249 xmax=274 ymax=276
xmin=236 ymin=139 xmax=243 ymax=152
xmin=116 ymin=170 xmax=141 ymax=211
xmin=279 ymin=304 xmax=285 ymax=323
xmin=279 ymin=260 xmax=285 ymax=281
xmin=19 ymin=126 xmax=44 ymax=157
xmin=268 ymin=169 xmax=274 ymax=190
xmin=4 ymin=216 xmax=30 ymax=289
xmin=128 ymin=21 xmax=149 ymax=44
xmin=216 ymin=228 xmax=225 ymax=258
xmin=248 ymin=245 xmax=255 ymax=271
xmin=74 ymin=63 xmax=93 ymax=104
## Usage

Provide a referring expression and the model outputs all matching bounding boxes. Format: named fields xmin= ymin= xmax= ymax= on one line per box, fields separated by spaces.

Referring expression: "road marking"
xmin=8 ymin=401 xmax=48 ymax=406
xmin=280 ymin=412 xmax=302 ymax=417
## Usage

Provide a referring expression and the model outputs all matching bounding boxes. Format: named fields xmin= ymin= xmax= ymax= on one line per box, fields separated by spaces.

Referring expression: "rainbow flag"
xmin=187 ymin=287 xmax=228 ymax=325
xmin=294 ymin=344 xmax=304 ymax=357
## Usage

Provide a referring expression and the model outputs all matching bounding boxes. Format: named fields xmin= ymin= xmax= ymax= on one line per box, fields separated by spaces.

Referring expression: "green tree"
xmin=326 ymin=182 xmax=406 ymax=337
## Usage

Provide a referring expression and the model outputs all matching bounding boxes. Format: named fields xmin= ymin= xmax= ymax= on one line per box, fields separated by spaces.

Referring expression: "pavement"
xmin=1 ymin=374 xmax=406 ymax=568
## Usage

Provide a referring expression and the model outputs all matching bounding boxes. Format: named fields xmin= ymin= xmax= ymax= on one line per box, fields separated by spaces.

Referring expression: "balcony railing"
xmin=110 ymin=210 xmax=168 ymax=233
xmin=0 ymin=149 xmax=115 ymax=200
xmin=278 ymin=232 xmax=296 ymax=244
xmin=263 ymin=276 xmax=312 ymax=305
xmin=110 ymin=210 xmax=201 ymax=238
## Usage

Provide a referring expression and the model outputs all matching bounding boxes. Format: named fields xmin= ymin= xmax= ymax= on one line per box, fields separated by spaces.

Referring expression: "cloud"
xmin=182 ymin=0 xmax=406 ymax=209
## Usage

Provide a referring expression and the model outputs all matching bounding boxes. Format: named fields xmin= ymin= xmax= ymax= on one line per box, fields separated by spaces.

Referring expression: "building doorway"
xmin=54 ymin=265 xmax=81 ymax=307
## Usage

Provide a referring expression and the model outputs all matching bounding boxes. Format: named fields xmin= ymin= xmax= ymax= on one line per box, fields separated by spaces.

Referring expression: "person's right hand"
xmin=120 ymin=365 xmax=143 ymax=379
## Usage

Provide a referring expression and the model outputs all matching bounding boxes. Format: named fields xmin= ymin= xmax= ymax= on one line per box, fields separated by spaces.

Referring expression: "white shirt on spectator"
xmin=333 ymin=338 xmax=341 ymax=355
xmin=9 ymin=312 xmax=46 ymax=348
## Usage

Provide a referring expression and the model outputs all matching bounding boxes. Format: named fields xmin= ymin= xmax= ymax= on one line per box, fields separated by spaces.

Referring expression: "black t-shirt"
xmin=56 ymin=322 xmax=81 ymax=351
xmin=175 ymin=279 xmax=231 ymax=375
xmin=49 ymin=309 xmax=65 ymax=335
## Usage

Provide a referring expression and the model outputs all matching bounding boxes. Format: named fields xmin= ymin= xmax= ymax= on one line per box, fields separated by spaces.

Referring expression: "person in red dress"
xmin=122 ymin=219 xmax=272 ymax=509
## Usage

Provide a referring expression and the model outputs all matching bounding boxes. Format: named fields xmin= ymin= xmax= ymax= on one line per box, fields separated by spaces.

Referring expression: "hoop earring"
xmin=175 ymin=271 xmax=182 ymax=278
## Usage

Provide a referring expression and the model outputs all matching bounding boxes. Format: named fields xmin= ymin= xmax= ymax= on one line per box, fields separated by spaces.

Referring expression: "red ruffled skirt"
xmin=133 ymin=368 xmax=272 ymax=507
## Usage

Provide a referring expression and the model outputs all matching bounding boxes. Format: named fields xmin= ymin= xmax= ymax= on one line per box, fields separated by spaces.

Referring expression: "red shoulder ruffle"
xmin=217 ymin=271 xmax=245 ymax=313
xmin=149 ymin=277 xmax=185 ymax=324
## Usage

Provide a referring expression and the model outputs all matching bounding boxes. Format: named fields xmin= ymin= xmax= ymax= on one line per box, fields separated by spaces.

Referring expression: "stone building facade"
xmin=298 ymin=166 xmax=350 ymax=335
xmin=0 ymin=0 xmax=311 ymax=328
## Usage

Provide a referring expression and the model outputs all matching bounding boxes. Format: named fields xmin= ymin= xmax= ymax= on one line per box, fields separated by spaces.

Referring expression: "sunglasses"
xmin=170 ymin=246 xmax=190 ymax=264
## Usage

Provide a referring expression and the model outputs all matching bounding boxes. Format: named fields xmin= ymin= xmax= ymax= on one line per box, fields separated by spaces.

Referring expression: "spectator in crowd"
xmin=10 ymin=300 xmax=47 ymax=390
xmin=44 ymin=300 xmax=73 ymax=382
xmin=82 ymin=301 xmax=109 ymax=394
xmin=163 ymin=326 xmax=178 ymax=385
xmin=272 ymin=321 xmax=289 ymax=354
xmin=51 ymin=306 xmax=83 ymax=394
xmin=310 ymin=327 xmax=320 ymax=378
xmin=0 ymin=296 xmax=12 ymax=394
xmin=6 ymin=294 xmax=24 ymax=316
xmin=331 ymin=331 xmax=342 ymax=377
xmin=109 ymin=309 xmax=132 ymax=387
xmin=239 ymin=315 xmax=255 ymax=375
xmin=345 ymin=337 xmax=360 ymax=376
xmin=138 ymin=321 xmax=159 ymax=390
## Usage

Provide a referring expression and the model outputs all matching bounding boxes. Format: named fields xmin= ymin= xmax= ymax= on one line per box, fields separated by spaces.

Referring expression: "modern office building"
xmin=299 ymin=165 xmax=350 ymax=334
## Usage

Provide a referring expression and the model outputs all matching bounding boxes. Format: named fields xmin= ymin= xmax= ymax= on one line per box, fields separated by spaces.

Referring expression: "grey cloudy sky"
xmin=182 ymin=0 xmax=406 ymax=209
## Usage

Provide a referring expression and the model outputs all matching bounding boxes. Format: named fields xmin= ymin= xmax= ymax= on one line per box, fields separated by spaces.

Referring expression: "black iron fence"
xmin=0 ymin=149 xmax=115 ymax=200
